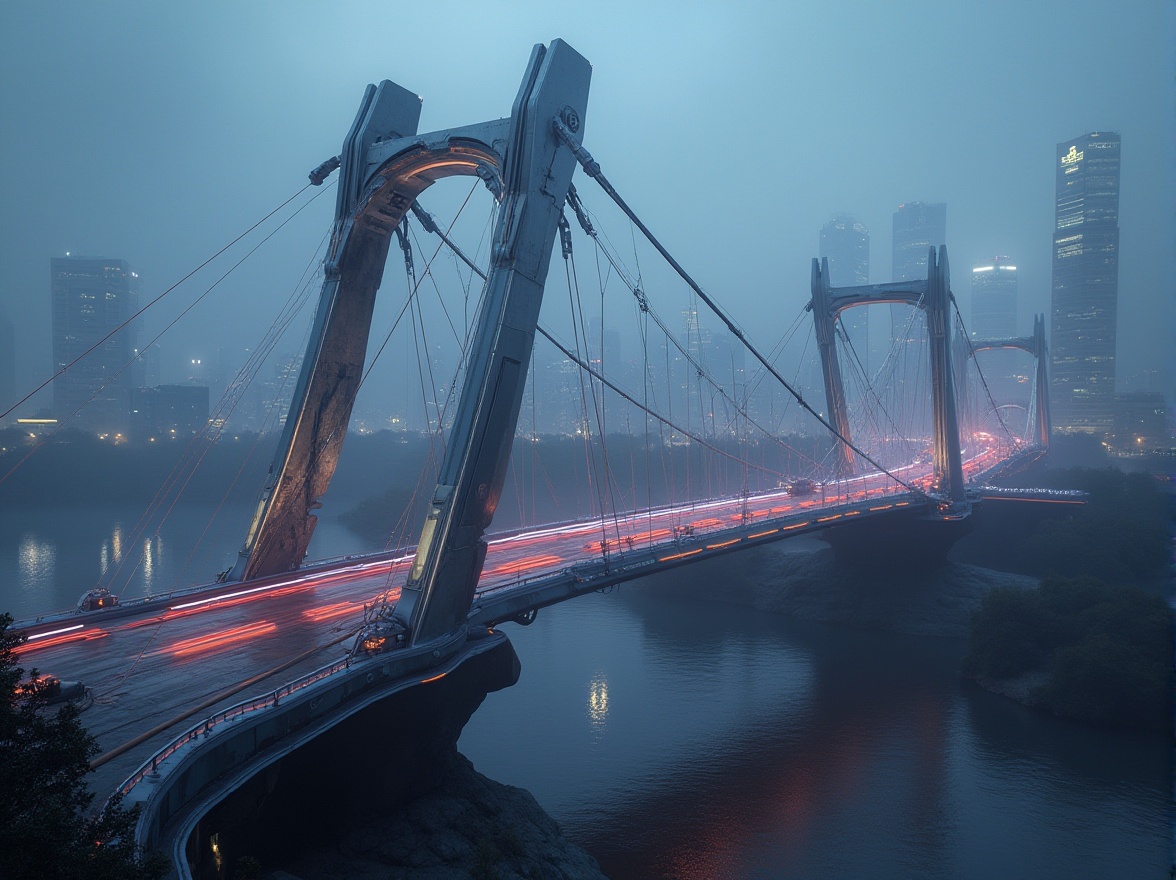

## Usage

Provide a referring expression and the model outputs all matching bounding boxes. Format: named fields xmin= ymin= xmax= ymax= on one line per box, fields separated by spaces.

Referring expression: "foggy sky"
xmin=1 ymin=0 xmax=1172 ymax=413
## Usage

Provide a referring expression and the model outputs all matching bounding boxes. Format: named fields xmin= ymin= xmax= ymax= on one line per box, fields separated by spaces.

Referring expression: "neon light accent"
xmin=659 ymin=548 xmax=703 ymax=562
xmin=706 ymin=539 xmax=740 ymax=550
xmin=816 ymin=514 xmax=842 ymax=522
xmin=421 ymin=672 xmax=447 ymax=684
xmin=747 ymin=529 xmax=779 ymax=539
xmin=869 ymin=504 xmax=893 ymax=511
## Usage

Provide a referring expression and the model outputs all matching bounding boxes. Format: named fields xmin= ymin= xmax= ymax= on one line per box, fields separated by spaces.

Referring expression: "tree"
xmin=0 ymin=614 xmax=167 ymax=880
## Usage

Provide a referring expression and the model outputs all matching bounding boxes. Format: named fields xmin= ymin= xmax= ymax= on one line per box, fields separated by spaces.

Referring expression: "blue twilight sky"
xmin=1 ymin=0 xmax=1172 ymax=413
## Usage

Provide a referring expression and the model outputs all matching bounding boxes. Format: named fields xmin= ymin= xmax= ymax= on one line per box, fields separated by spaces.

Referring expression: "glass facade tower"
xmin=1050 ymin=131 xmax=1120 ymax=434
xmin=51 ymin=256 xmax=140 ymax=434
xmin=819 ymin=215 xmax=870 ymax=371
xmin=891 ymin=202 xmax=946 ymax=345
xmin=892 ymin=202 xmax=947 ymax=284
xmin=970 ymin=257 xmax=1018 ymax=340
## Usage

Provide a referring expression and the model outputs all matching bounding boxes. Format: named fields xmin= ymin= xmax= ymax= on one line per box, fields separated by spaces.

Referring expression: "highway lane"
xmin=14 ymin=445 xmax=1007 ymax=798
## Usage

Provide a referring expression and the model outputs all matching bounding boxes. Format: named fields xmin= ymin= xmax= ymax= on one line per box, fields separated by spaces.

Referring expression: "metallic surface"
xmin=234 ymin=82 xmax=515 ymax=581
xmin=968 ymin=313 xmax=1051 ymax=447
xmin=392 ymin=40 xmax=591 ymax=645
xmin=806 ymin=246 xmax=965 ymax=502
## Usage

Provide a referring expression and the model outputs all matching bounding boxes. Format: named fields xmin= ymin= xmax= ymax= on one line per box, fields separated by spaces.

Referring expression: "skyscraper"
xmin=891 ymin=202 xmax=946 ymax=344
xmin=890 ymin=202 xmax=946 ymax=402
xmin=1050 ymin=131 xmax=1121 ymax=435
xmin=970 ymin=257 xmax=1018 ymax=339
xmin=892 ymin=202 xmax=947 ymax=283
xmin=819 ymin=215 xmax=870 ymax=370
xmin=51 ymin=256 xmax=140 ymax=435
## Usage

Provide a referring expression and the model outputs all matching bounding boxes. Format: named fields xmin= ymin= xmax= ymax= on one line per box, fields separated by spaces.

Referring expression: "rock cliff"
xmin=275 ymin=751 xmax=607 ymax=880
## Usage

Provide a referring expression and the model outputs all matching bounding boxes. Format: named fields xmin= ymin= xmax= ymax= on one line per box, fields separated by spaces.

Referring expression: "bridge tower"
xmin=231 ymin=39 xmax=592 ymax=651
xmin=966 ymin=313 xmax=1051 ymax=448
xmin=809 ymin=245 xmax=965 ymax=501
xmin=809 ymin=258 xmax=856 ymax=477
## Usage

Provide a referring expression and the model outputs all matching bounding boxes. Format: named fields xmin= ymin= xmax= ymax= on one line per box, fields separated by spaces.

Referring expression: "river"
xmin=1 ymin=503 xmax=1170 ymax=878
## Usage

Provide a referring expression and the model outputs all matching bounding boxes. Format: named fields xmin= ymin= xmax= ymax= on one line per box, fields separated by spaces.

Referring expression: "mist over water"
xmin=461 ymin=589 xmax=1170 ymax=880
xmin=0 ymin=503 xmax=1168 ymax=878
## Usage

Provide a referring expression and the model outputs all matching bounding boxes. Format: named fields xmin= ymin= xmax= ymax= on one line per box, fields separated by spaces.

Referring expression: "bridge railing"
xmin=115 ymin=652 xmax=358 ymax=800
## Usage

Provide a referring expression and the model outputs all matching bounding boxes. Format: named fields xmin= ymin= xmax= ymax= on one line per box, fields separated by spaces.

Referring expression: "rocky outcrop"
xmin=275 ymin=751 xmax=607 ymax=880
xmin=638 ymin=538 xmax=1038 ymax=638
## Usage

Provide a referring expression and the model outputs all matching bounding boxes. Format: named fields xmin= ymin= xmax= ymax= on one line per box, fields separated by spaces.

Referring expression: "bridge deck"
xmin=15 ymin=448 xmax=1013 ymax=801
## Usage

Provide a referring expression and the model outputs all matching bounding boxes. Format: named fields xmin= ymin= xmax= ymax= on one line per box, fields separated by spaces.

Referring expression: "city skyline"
xmin=1 ymin=4 xmax=1171 ymax=436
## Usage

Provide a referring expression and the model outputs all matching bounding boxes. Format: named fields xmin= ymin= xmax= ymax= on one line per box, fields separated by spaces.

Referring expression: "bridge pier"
xmin=169 ymin=635 xmax=519 ymax=879
xmin=819 ymin=505 xmax=974 ymax=571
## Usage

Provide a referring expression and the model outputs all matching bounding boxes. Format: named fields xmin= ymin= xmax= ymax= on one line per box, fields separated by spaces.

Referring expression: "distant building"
xmin=969 ymin=258 xmax=1024 ymax=406
xmin=1050 ymin=131 xmax=1121 ymax=435
xmin=891 ymin=203 xmax=946 ymax=394
xmin=970 ymin=257 xmax=1018 ymax=340
xmin=819 ymin=216 xmax=870 ymax=371
xmin=51 ymin=256 xmax=140 ymax=436
xmin=1113 ymin=392 xmax=1169 ymax=451
xmin=130 ymin=384 xmax=210 ymax=442
xmin=892 ymin=202 xmax=946 ymax=284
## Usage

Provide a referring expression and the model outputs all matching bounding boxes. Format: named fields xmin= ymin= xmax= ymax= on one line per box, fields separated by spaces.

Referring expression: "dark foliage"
xmin=0 ymin=614 xmax=167 ymax=880
xmin=1014 ymin=468 xmax=1170 ymax=581
xmin=964 ymin=577 xmax=1174 ymax=733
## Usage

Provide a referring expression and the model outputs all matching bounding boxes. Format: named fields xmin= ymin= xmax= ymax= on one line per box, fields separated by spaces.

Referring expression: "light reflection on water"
xmin=587 ymin=673 xmax=609 ymax=728
xmin=0 ymin=502 xmax=369 ymax=619
xmin=17 ymin=534 xmax=55 ymax=601
xmin=0 ymin=503 xmax=1169 ymax=878
xmin=460 ymin=588 xmax=1171 ymax=880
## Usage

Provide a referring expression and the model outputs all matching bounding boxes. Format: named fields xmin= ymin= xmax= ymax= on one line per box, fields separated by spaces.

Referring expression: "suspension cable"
xmin=0 ymin=184 xmax=334 ymax=490
xmin=537 ymin=325 xmax=789 ymax=481
xmin=2 ymin=184 xmax=316 ymax=422
xmin=951 ymin=301 xmax=1017 ymax=447
xmin=552 ymin=121 xmax=923 ymax=498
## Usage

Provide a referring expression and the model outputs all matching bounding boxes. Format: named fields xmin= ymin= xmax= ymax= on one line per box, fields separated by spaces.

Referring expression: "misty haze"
xmin=0 ymin=4 xmax=1171 ymax=880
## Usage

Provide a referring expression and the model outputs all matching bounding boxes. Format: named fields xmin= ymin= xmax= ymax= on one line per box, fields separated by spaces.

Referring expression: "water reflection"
xmin=461 ymin=588 xmax=1171 ymax=880
xmin=587 ymin=673 xmax=609 ymax=728
xmin=18 ymin=534 xmax=55 ymax=599
xmin=142 ymin=533 xmax=162 ymax=590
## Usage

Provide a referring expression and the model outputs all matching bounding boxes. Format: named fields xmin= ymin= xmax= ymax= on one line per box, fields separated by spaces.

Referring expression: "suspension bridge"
xmin=5 ymin=39 xmax=1072 ymax=875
